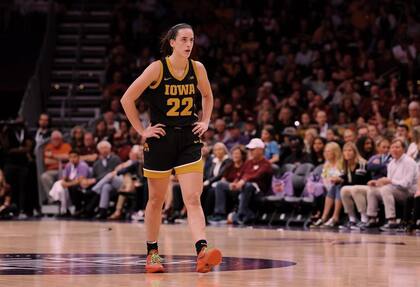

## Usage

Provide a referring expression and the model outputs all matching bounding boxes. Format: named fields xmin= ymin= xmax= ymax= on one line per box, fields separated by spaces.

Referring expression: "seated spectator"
xmin=261 ymin=126 xmax=280 ymax=164
xmin=0 ymin=169 xmax=12 ymax=218
xmin=79 ymin=132 xmax=98 ymax=166
xmin=214 ymin=118 xmax=230 ymax=142
xmin=343 ymin=128 xmax=356 ymax=143
xmin=49 ymin=150 xmax=90 ymax=215
xmin=93 ymin=119 xmax=110 ymax=143
xmin=403 ymin=101 xmax=420 ymax=130
xmin=311 ymin=142 xmax=343 ymax=228
xmin=395 ymin=124 xmax=409 ymax=146
xmin=209 ymin=145 xmax=247 ymax=222
xmin=366 ymin=139 xmax=418 ymax=231
xmin=326 ymin=127 xmax=342 ymax=144
xmin=303 ymin=127 xmax=318 ymax=154
xmin=70 ymin=126 xmax=85 ymax=150
xmin=315 ymin=110 xmax=329 ymax=138
xmin=339 ymin=143 xmax=371 ymax=230
xmin=367 ymin=138 xmax=391 ymax=180
xmin=356 ymin=136 xmax=375 ymax=160
xmin=41 ymin=130 xmax=71 ymax=203
xmin=79 ymin=141 xmax=122 ymax=218
xmin=224 ymin=123 xmax=248 ymax=151
xmin=108 ymin=145 xmax=143 ymax=220
xmin=281 ymin=136 xmax=310 ymax=165
xmin=33 ymin=113 xmax=51 ymax=147
xmin=243 ymin=116 xmax=258 ymax=141
xmin=309 ymin=136 xmax=326 ymax=166
xmin=232 ymin=138 xmax=273 ymax=224
xmin=201 ymin=142 xmax=232 ymax=217
xmin=406 ymin=126 xmax=420 ymax=164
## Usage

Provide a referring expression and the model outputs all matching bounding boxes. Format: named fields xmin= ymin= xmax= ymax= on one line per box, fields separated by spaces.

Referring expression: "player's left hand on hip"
xmin=192 ymin=122 xmax=208 ymax=137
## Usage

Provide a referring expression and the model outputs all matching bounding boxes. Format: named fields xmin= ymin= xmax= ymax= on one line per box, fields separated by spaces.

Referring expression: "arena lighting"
xmin=294 ymin=121 xmax=300 ymax=127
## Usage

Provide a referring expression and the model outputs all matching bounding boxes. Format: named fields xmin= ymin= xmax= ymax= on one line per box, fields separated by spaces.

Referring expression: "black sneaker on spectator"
xmin=339 ymin=221 xmax=356 ymax=230
xmin=379 ymin=222 xmax=400 ymax=232
xmin=208 ymin=214 xmax=226 ymax=224
xmin=351 ymin=221 xmax=367 ymax=231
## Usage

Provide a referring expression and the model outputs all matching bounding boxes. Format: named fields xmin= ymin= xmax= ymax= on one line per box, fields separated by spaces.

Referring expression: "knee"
xmin=380 ymin=187 xmax=392 ymax=198
xmin=183 ymin=193 xmax=201 ymax=208
xmin=340 ymin=187 xmax=351 ymax=197
xmin=148 ymin=195 xmax=166 ymax=207
xmin=100 ymin=183 xmax=112 ymax=193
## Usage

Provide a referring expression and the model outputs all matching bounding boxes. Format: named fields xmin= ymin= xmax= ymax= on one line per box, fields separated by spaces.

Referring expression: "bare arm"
xmin=192 ymin=61 xmax=213 ymax=136
xmin=120 ymin=61 xmax=166 ymax=139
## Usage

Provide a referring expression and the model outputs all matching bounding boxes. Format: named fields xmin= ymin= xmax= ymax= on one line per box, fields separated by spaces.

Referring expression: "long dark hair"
xmin=160 ymin=23 xmax=193 ymax=56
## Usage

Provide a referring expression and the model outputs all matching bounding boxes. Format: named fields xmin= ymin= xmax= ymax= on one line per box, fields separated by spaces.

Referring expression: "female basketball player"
xmin=120 ymin=23 xmax=222 ymax=273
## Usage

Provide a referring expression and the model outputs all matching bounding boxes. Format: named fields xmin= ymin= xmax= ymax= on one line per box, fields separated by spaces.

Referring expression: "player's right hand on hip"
xmin=141 ymin=123 xmax=166 ymax=141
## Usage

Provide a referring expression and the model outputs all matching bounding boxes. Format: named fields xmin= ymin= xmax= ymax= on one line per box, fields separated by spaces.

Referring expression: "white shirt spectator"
xmin=387 ymin=154 xmax=418 ymax=194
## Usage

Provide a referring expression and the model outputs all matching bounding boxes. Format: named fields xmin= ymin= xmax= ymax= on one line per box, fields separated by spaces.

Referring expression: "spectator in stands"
xmin=366 ymin=138 xmax=418 ymax=231
xmin=40 ymin=130 xmax=71 ymax=204
xmin=70 ymin=126 xmax=85 ymax=150
xmin=209 ymin=145 xmax=246 ymax=223
xmin=243 ymin=116 xmax=258 ymax=141
xmin=202 ymin=142 xmax=232 ymax=217
xmin=311 ymin=142 xmax=343 ymax=228
xmin=315 ymin=110 xmax=329 ymax=138
xmin=309 ymin=136 xmax=326 ymax=166
xmin=233 ymin=138 xmax=273 ymax=224
xmin=33 ymin=113 xmax=51 ymax=147
xmin=49 ymin=150 xmax=90 ymax=216
xmin=103 ymin=110 xmax=120 ymax=135
xmin=367 ymin=124 xmax=380 ymax=142
xmin=108 ymin=145 xmax=143 ymax=220
xmin=343 ymin=128 xmax=357 ymax=143
xmin=261 ymin=126 xmax=280 ymax=164
xmin=79 ymin=132 xmax=98 ymax=166
xmin=303 ymin=128 xmax=318 ymax=154
xmin=356 ymin=136 xmax=375 ymax=161
xmin=93 ymin=119 xmax=109 ymax=143
xmin=339 ymin=143 xmax=371 ymax=230
xmin=214 ymin=119 xmax=229 ymax=142
xmin=404 ymin=101 xmax=420 ymax=130
xmin=224 ymin=123 xmax=248 ymax=151
xmin=407 ymin=126 xmax=420 ymax=164
xmin=79 ymin=141 xmax=122 ymax=218
xmin=395 ymin=124 xmax=410 ymax=146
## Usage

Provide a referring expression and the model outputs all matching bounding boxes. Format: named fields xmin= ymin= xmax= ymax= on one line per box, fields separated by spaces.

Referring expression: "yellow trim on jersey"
xmin=166 ymin=57 xmax=189 ymax=81
xmin=143 ymin=167 xmax=172 ymax=178
xmin=149 ymin=60 xmax=163 ymax=89
xmin=191 ymin=60 xmax=199 ymax=79
xmin=174 ymin=157 xmax=204 ymax=175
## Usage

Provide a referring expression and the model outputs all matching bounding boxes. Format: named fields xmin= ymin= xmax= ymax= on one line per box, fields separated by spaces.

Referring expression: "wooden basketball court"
xmin=0 ymin=220 xmax=419 ymax=286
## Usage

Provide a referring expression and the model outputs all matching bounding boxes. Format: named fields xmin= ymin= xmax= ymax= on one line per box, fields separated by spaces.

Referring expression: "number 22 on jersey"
xmin=167 ymin=97 xmax=193 ymax=116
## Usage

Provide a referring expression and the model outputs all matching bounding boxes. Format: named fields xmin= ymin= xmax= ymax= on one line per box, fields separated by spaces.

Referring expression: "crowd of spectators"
xmin=0 ymin=0 xmax=420 ymax=232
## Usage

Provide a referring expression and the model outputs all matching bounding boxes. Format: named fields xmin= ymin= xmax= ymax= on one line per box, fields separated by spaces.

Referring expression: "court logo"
xmin=0 ymin=254 xmax=296 ymax=275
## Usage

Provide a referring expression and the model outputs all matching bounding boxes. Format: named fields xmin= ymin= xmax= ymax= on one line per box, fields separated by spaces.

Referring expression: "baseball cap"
xmin=246 ymin=138 xmax=265 ymax=149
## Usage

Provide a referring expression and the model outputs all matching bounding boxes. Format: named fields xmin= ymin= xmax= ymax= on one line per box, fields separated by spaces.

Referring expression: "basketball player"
xmin=120 ymin=23 xmax=222 ymax=273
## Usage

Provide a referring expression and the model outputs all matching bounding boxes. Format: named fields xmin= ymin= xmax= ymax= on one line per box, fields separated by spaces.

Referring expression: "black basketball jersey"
xmin=143 ymin=57 xmax=199 ymax=127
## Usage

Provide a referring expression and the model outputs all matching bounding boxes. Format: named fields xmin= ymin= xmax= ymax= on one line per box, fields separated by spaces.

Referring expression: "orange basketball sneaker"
xmin=196 ymin=247 xmax=222 ymax=273
xmin=145 ymin=250 xmax=164 ymax=273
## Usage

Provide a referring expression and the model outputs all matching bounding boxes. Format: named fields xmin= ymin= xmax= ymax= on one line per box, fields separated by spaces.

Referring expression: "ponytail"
xmin=160 ymin=23 xmax=193 ymax=56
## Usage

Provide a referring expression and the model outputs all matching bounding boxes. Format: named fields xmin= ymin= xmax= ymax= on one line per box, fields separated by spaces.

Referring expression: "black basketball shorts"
xmin=143 ymin=126 xmax=204 ymax=178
